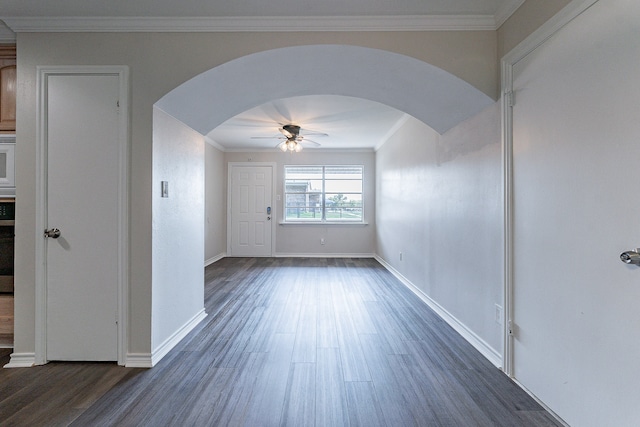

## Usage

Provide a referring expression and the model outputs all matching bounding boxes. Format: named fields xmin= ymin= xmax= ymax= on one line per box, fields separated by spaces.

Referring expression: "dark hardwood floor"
xmin=0 ymin=257 xmax=561 ymax=426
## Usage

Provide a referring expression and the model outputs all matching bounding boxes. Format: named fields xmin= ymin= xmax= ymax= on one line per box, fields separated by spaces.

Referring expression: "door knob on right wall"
xmin=620 ymin=249 xmax=640 ymax=266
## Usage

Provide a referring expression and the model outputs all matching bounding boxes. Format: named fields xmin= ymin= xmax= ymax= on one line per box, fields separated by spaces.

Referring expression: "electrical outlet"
xmin=320 ymin=238 xmax=325 ymax=245
xmin=495 ymin=304 xmax=503 ymax=325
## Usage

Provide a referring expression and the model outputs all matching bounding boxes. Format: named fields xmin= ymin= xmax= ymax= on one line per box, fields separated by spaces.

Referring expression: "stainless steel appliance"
xmin=0 ymin=135 xmax=16 ymax=197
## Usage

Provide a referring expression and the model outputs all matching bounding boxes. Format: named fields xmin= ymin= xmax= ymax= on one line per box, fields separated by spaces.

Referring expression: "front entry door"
xmin=44 ymin=73 xmax=123 ymax=361
xmin=229 ymin=165 xmax=273 ymax=257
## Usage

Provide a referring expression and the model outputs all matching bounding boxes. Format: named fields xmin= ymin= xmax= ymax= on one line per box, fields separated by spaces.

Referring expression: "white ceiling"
xmin=157 ymin=45 xmax=493 ymax=151
xmin=1 ymin=1 xmax=516 ymax=150
xmin=208 ymin=95 xmax=408 ymax=151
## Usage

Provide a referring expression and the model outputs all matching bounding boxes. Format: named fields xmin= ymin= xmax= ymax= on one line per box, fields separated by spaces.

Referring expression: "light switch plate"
xmin=161 ymin=181 xmax=169 ymax=198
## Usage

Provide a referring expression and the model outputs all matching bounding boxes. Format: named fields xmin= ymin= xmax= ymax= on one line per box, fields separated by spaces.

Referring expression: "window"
xmin=284 ymin=165 xmax=363 ymax=222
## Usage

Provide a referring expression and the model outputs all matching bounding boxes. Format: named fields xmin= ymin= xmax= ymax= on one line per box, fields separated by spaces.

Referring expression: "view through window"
xmin=284 ymin=165 xmax=363 ymax=222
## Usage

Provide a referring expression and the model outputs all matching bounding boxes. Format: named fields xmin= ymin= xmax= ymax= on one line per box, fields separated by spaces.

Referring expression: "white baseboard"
xmin=375 ymin=254 xmax=502 ymax=368
xmin=150 ymin=308 xmax=207 ymax=367
xmin=4 ymin=352 xmax=36 ymax=368
xmin=205 ymin=252 xmax=226 ymax=267
xmin=125 ymin=352 xmax=154 ymax=368
xmin=126 ymin=308 xmax=207 ymax=368
xmin=511 ymin=377 xmax=570 ymax=427
xmin=275 ymin=252 xmax=375 ymax=258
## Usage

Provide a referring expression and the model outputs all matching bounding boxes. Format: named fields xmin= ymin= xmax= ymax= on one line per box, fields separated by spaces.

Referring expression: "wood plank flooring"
xmin=0 ymin=257 xmax=562 ymax=426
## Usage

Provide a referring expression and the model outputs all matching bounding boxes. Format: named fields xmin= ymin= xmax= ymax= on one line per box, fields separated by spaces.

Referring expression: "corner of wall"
xmin=497 ymin=0 xmax=573 ymax=58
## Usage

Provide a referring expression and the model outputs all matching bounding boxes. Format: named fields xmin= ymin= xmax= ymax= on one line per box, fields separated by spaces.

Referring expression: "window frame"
xmin=283 ymin=164 xmax=364 ymax=224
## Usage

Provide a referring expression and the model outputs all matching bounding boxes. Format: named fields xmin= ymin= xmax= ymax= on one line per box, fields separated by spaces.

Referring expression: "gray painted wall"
xmin=205 ymin=144 xmax=226 ymax=263
xmin=152 ymin=108 xmax=205 ymax=352
xmin=14 ymin=31 xmax=497 ymax=358
xmin=376 ymin=104 xmax=502 ymax=357
xmin=11 ymin=5 xmax=628 ymax=421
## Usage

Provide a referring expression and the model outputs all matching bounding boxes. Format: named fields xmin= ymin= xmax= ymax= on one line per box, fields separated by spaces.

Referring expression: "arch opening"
xmin=156 ymin=44 xmax=493 ymax=137
xmin=149 ymin=44 xmax=497 ymax=364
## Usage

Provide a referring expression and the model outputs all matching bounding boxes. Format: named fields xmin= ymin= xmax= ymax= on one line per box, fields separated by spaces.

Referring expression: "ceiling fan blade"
xmin=302 ymin=108 xmax=383 ymax=125
xmin=223 ymin=117 xmax=280 ymax=127
xmin=300 ymin=128 xmax=328 ymax=137
xmin=300 ymin=139 xmax=321 ymax=147
xmin=268 ymin=102 xmax=293 ymax=125
xmin=251 ymin=135 xmax=284 ymax=139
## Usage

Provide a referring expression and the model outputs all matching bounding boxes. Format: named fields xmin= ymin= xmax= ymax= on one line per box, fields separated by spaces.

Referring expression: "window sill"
xmin=279 ymin=221 xmax=369 ymax=226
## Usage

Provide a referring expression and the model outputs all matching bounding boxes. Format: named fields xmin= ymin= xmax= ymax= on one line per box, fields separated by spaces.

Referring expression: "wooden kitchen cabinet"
xmin=0 ymin=294 xmax=13 ymax=346
xmin=0 ymin=46 xmax=16 ymax=133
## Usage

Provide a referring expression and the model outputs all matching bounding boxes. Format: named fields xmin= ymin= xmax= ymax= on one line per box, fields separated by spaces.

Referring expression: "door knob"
xmin=44 ymin=228 xmax=61 ymax=239
xmin=620 ymin=249 xmax=640 ymax=265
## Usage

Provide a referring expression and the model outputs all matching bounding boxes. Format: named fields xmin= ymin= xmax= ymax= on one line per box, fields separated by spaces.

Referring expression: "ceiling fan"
xmin=252 ymin=124 xmax=327 ymax=152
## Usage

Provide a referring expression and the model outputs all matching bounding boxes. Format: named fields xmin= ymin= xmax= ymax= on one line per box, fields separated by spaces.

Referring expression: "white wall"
xmin=510 ymin=0 xmax=640 ymax=425
xmin=205 ymin=143 xmax=226 ymax=264
xmin=376 ymin=103 xmax=502 ymax=359
xmin=224 ymin=150 xmax=375 ymax=256
xmin=13 ymin=31 xmax=497 ymax=359
xmin=152 ymin=108 xmax=205 ymax=354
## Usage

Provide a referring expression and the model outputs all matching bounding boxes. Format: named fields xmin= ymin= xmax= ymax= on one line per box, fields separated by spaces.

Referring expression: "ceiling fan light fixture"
xmin=262 ymin=123 xmax=321 ymax=153
xmin=286 ymin=139 xmax=298 ymax=152
xmin=278 ymin=138 xmax=303 ymax=153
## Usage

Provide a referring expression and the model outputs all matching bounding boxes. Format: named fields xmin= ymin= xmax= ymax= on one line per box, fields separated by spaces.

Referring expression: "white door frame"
xmin=35 ymin=66 xmax=130 ymax=366
xmin=227 ymin=162 xmax=277 ymax=257
xmin=500 ymin=0 xmax=599 ymax=376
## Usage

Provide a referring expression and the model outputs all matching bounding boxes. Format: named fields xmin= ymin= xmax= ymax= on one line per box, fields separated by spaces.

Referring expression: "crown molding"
xmin=494 ymin=0 xmax=526 ymax=28
xmin=375 ymin=113 xmax=411 ymax=152
xmin=204 ymin=136 xmax=226 ymax=152
xmin=0 ymin=21 xmax=16 ymax=43
xmin=502 ymin=0 xmax=598 ymax=64
xmin=1 ymin=15 xmax=499 ymax=33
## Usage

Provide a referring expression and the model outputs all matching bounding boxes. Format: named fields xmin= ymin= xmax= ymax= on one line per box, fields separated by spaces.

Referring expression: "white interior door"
xmin=229 ymin=165 xmax=273 ymax=257
xmin=508 ymin=1 xmax=640 ymax=424
xmin=45 ymin=73 xmax=121 ymax=361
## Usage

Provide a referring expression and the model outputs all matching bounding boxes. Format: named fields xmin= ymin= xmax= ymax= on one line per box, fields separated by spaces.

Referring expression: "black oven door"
xmin=0 ymin=200 xmax=15 ymax=293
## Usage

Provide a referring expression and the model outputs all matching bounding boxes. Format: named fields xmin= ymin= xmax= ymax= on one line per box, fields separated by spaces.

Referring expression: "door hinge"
xmin=116 ymin=100 xmax=120 ymax=114
xmin=508 ymin=320 xmax=518 ymax=337
xmin=505 ymin=90 xmax=515 ymax=107
xmin=115 ymin=310 xmax=119 ymax=325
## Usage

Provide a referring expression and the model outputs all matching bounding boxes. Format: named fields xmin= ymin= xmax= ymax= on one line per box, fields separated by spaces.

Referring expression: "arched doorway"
xmin=156 ymin=44 xmax=493 ymax=135
xmin=151 ymin=44 xmax=494 ymax=366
